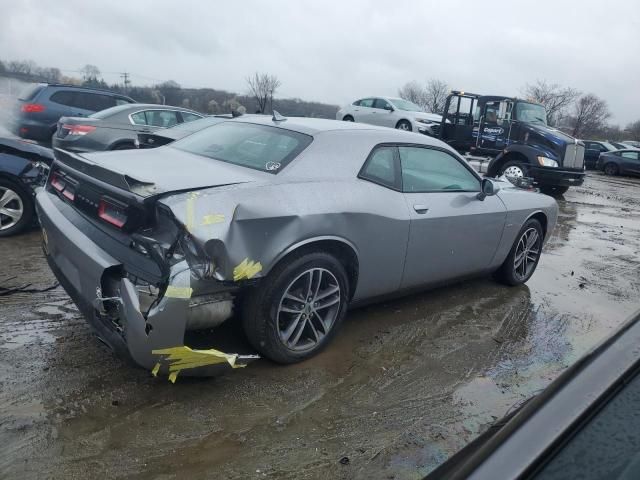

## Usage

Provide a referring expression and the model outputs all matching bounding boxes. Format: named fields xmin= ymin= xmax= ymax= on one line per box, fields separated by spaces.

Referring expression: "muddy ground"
xmin=1 ymin=173 xmax=639 ymax=480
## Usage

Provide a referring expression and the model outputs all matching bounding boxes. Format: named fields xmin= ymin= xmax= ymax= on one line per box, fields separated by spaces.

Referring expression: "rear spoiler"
xmin=53 ymin=148 xmax=158 ymax=197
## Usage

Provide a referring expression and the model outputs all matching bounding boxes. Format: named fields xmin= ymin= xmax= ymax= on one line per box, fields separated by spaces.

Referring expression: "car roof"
xmin=230 ymin=115 xmax=402 ymax=136
xmin=39 ymin=83 xmax=132 ymax=97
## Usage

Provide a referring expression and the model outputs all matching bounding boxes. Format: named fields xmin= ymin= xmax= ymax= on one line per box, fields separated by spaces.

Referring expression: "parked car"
xmin=11 ymin=83 xmax=135 ymax=143
xmin=608 ymin=140 xmax=637 ymax=150
xmin=581 ymin=140 xmax=619 ymax=169
xmin=336 ymin=97 xmax=443 ymax=135
xmin=52 ymin=104 xmax=205 ymax=153
xmin=596 ymin=149 xmax=640 ymax=176
xmin=0 ymin=138 xmax=53 ymax=236
xmin=36 ymin=115 xmax=557 ymax=380
xmin=622 ymin=140 xmax=640 ymax=148
xmin=426 ymin=309 xmax=640 ymax=480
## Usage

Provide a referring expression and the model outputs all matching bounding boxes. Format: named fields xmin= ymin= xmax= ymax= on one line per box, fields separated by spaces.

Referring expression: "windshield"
xmin=601 ymin=142 xmax=619 ymax=151
xmin=389 ymin=98 xmax=424 ymax=112
xmin=515 ymin=102 xmax=548 ymax=125
xmin=171 ymin=122 xmax=312 ymax=174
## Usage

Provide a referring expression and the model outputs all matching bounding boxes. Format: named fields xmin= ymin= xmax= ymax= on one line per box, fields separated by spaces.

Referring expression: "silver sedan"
xmin=36 ymin=115 xmax=557 ymax=379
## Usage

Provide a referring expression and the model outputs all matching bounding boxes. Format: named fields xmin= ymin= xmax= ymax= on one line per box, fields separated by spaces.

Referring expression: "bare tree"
xmin=625 ymin=120 xmax=640 ymax=141
xmin=424 ymin=79 xmax=449 ymax=114
xmin=80 ymin=64 xmax=101 ymax=81
xmin=522 ymin=80 xmax=580 ymax=126
xmin=398 ymin=81 xmax=427 ymax=109
xmin=570 ymin=94 xmax=611 ymax=138
xmin=246 ymin=72 xmax=281 ymax=113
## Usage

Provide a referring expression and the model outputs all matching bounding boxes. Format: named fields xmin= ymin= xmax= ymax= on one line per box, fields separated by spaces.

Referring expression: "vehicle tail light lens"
xmin=21 ymin=103 xmax=45 ymax=113
xmin=50 ymin=172 xmax=65 ymax=192
xmin=62 ymin=124 xmax=96 ymax=136
xmin=98 ymin=199 xmax=127 ymax=228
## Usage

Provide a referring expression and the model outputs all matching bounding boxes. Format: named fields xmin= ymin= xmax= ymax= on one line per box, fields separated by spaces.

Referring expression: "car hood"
xmin=527 ymin=123 xmax=576 ymax=145
xmin=58 ymin=146 xmax=269 ymax=197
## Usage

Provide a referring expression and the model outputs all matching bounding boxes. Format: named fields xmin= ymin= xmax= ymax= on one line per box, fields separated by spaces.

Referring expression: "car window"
xmin=115 ymin=97 xmax=132 ymax=106
xmin=180 ymin=112 xmax=203 ymax=123
xmin=171 ymin=122 xmax=312 ymax=174
xmin=49 ymin=91 xmax=76 ymax=108
xmin=72 ymin=92 xmax=107 ymax=111
xmin=622 ymin=151 xmax=639 ymax=160
xmin=352 ymin=100 xmax=361 ymax=106
xmin=131 ymin=110 xmax=179 ymax=127
xmin=359 ymin=146 xmax=400 ymax=189
xmin=399 ymin=146 xmax=479 ymax=193
xmin=359 ymin=98 xmax=374 ymax=108
xmin=130 ymin=111 xmax=148 ymax=125
xmin=373 ymin=98 xmax=392 ymax=110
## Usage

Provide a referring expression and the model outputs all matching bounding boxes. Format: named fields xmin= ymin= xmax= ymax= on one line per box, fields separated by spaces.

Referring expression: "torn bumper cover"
xmin=36 ymin=190 xmax=258 ymax=382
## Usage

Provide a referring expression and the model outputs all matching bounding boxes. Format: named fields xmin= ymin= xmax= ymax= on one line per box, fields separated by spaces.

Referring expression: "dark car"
xmin=52 ymin=104 xmax=205 ymax=153
xmin=426 ymin=309 xmax=640 ymax=480
xmin=0 ymin=138 xmax=53 ymax=236
xmin=136 ymin=115 xmax=229 ymax=148
xmin=581 ymin=140 xmax=618 ymax=169
xmin=11 ymin=83 xmax=135 ymax=143
xmin=609 ymin=140 xmax=636 ymax=150
xmin=596 ymin=149 xmax=640 ymax=176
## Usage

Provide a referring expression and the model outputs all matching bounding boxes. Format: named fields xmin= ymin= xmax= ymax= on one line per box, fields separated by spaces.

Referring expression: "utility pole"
xmin=120 ymin=72 xmax=131 ymax=93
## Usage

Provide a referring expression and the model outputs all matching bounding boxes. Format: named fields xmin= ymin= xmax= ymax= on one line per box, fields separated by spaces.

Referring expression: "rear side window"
xmin=19 ymin=84 xmax=45 ymax=101
xmin=50 ymin=91 xmax=116 ymax=112
xmin=50 ymin=91 xmax=76 ymax=107
xmin=132 ymin=110 xmax=180 ymax=127
xmin=399 ymin=146 xmax=479 ymax=192
xmin=171 ymin=122 xmax=312 ymax=174
xmin=180 ymin=112 xmax=203 ymax=123
xmin=359 ymin=98 xmax=374 ymax=108
xmin=359 ymin=146 xmax=400 ymax=190
xmin=622 ymin=151 xmax=639 ymax=160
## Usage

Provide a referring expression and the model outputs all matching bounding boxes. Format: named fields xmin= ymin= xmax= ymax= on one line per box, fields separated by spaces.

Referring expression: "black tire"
xmin=396 ymin=120 xmax=412 ymax=132
xmin=111 ymin=143 xmax=135 ymax=151
xmin=499 ymin=160 xmax=529 ymax=181
xmin=342 ymin=115 xmax=354 ymax=122
xmin=241 ymin=251 xmax=350 ymax=364
xmin=0 ymin=178 xmax=34 ymax=237
xmin=494 ymin=218 xmax=544 ymax=286
xmin=604 ymin=163 xmax=618 ymax=176
xmin=539 ymin=185 xmax=569 ymax=196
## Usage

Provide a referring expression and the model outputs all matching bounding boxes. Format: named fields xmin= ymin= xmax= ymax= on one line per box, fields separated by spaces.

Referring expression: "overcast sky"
xmin=1 ymin=0 xmax=638 ymax=124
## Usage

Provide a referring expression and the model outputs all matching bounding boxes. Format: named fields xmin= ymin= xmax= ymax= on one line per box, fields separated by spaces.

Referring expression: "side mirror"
xmin=385 ymin=105 xmax=394 ymax=112
xmin=477 ymin=178 xmax=499 ymax=201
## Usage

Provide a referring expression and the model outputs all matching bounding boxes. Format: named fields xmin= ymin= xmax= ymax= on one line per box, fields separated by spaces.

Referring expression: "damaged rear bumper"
xmin=36 ymin=190 xmax=258 ymax=381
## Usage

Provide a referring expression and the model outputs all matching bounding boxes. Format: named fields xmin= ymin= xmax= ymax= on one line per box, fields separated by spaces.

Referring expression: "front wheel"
xmin=0 ymin=179 xmax=33 ymax=237
xmin=241 ymin=251 xmax=349 ymax=364
xmin=494 ymin=218 xmax=544 ymax=286
xmin=396 ymin=120 xmax=412 ymax=132
xmin=499 ymin=161 xmax=528 ymax=183
xmin=604 ymin=163 xmax=618 ymax=176
xmin=342 ymin=115 xmax=354 ymax=122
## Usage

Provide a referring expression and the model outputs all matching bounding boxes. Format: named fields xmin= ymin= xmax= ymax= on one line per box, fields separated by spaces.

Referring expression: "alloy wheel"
xmin=397 ymin=122 xmax=410 ymax=131
xmin=513 ymin=227 xmax=541 ymax=281
xmin=503 ymin=165 xmax=525 ymax=179
xmin=276 ymin=268 xmax=341 ymax=351
xmin=0 ymin=186 xmax=24 ymax=231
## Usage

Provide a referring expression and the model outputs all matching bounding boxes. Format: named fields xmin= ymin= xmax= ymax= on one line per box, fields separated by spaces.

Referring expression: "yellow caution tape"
xmin=151 ymin=363 xmax=160 ymax=377
xmin=164 ymin=286 xmax=193 ymax=299
xmin=152 ymin=345 xmax=247 ymax=383
xmin=185 ymin=192 xmax=199 ymax=232
xmin=233 ymin=258 xmax=263 ymax=281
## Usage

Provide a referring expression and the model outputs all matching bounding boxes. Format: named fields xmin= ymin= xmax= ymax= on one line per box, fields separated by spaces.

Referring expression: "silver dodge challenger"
xmin=36 ymin=114 xmax=558 ymax=381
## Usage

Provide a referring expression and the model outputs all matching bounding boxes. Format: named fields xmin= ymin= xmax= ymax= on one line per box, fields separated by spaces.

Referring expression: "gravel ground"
xmin=1 ymin=172 xmax=639 ymax=479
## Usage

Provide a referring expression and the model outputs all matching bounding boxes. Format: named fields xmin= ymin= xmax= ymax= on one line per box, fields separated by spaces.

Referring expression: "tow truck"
xmin=438 ymin=91 xmax=585 ymax=195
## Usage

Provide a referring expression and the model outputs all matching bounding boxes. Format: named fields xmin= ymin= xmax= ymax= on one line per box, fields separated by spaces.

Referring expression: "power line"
xmin=120 ymin=72 xmax=131 ymax=92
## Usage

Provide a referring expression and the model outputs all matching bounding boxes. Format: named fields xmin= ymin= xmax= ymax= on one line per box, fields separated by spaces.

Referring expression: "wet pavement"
xmin=1 ymin=172 xmax=639 ymax=479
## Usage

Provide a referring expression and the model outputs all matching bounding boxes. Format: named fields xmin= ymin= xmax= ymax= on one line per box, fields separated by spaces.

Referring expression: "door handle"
xmin=413 ymin=204 xmax=429 ymax=214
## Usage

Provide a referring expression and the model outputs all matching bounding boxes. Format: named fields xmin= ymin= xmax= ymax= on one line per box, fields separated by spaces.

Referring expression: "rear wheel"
xmin=342 ymin=115 xmax=354 ymax=122
xmin=396 ymin=120 xmax=412 ymax=132
xmin=494 ymin=218 xmax=543 ymax=286
xmin=0 ymin=179 xmax=33 ymax=237
xmin=242 ymin=251 xmax=349 ymax=364
xmin=604 ymin=163 xmax=618 ymax=176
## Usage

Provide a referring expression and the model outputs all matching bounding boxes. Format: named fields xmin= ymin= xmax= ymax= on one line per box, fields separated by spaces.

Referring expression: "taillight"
xmin=21 ymin=103 xmax=45 ymax=113
xmin=98 ymin=199 xmax=127 ymax=228
xmin=50 ymin=172 xmax=65 ymax=192
xmin=62 ymin=124 xmax=96 ymax=136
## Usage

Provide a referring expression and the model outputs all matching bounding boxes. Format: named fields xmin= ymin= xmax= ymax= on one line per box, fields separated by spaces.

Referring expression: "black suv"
xmin=11 ymin=83 xmax=135 ymax=143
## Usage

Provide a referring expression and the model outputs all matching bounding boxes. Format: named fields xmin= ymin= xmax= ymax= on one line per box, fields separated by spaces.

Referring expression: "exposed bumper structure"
xmin=36 ymin=190 xmax=258 ymax=381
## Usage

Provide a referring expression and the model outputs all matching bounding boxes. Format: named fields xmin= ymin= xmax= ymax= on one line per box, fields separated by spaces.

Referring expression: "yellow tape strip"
xmin=185 ymin=192 xmax=199 ymax=232
xmin=151 ymin=363 xmax=160 ymax=377
xmin=152 ymin=345 xmax=247 ymax=383
xmin=164 ymin=286 xmax=193 ymax=299
xmin=201 ymin=214 xmax=225 ymax=226
xmin=233 ymin=258 xmax=263 ymax=281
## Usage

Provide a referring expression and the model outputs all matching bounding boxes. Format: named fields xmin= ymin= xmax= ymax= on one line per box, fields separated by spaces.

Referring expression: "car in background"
xmin=622 ymin=140 xmax=640 ymax=148
xmin=425 ymin=310 xmax=640 ymax=480
xmin=52 ymin=104 xmax=204 ymax=153
xmin=11 ymin=83 xmax=135 ymax=143
xmin=581 ymin=140 xmax=619 ymax=169
xmin=36 ymin=115 xmax=557 ymax=379
xmin=596 ymin=149 xmax=640 ymax=177
xmin=0 ymin=137 xmax=53 ymax=236
xmin=609 ymin=140 xmax=638 ymax=150
xmin=336 ymin=97 xmax=443 ymax=136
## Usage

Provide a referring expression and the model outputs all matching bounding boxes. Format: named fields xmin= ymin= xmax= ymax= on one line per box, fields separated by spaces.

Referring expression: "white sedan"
xmin=336 ymin=96 xmax=442 ymax=136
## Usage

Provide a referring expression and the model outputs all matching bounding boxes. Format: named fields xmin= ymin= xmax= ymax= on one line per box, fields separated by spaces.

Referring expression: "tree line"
xmin=0 ymin=59 xmax=338 ymax=119
xmin=398 ymin=78 xmax=639 ymax=141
